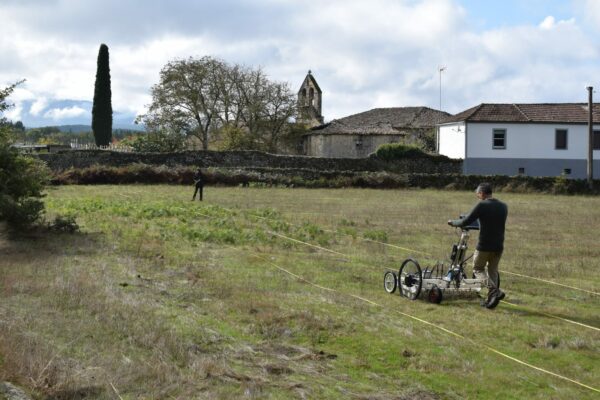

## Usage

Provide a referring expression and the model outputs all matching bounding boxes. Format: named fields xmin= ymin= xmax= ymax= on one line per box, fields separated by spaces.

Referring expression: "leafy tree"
xmin=92 ymin=43 xmax=113 ymax=146
xmin=122 ymin=130 xmax=186 ymax=153
xmin=0 ymin=82 xmax=49 ymax=230
xmin=216 ymin=124 xmax=254 ymax=150
xmin=138 ymin=56 xmax=296 ymax=152
xmin=231 ymin=68 xmax=296 ymax=152
xmin=138 ymin=56 xmax=226 ymax=150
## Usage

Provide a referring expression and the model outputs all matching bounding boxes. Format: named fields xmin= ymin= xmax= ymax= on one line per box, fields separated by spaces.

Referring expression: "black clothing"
xmin=192 ymin=170 xmax=204 ymax=201
xmin=450 ymin=198 xmax=508 ymax=252
xmin=193 ymin=171 xmax=203 ymax=186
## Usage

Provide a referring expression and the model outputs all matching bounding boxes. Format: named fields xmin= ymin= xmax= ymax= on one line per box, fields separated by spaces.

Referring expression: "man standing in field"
xmin=448 ymin=183 xmax=508 ymax=309
xmin=192 ymin=168 xmax=204 ymax=201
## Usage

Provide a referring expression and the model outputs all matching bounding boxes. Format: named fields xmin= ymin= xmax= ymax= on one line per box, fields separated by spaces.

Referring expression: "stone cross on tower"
xmin=297 ymin=70 xmax=324 ymax=127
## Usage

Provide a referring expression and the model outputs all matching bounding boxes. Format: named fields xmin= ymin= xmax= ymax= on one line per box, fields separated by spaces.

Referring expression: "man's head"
xmin=475 ymin=182 xmax=492 ymax=199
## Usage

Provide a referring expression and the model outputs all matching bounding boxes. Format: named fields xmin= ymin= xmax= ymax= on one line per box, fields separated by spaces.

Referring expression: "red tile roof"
xmin=443 ymin=103 xmax=600 ymax=124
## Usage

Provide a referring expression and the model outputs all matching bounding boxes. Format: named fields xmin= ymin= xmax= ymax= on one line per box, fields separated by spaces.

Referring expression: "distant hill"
xmin=55 ymin=124 xmax=145 ymax=133
xmin=57 ymin=125 xmax=92 ymax=133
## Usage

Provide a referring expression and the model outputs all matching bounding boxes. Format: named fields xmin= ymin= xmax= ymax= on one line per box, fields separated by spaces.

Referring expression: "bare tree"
xmin=138 ymin=56 xmax=296 ymax=152
xmin=232 ymin=67 xmax=296 ymax=152
xmin=138 ymin=56 xmax=227 ymax=150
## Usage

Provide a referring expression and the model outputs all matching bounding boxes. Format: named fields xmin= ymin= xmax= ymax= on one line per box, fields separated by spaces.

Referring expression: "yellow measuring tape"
xmin=178 ymin=204 xmax=598 ymax=392
xmin=270 ymin=231 xmax=599 ymax=332
xmin=243 ymin=208 xmax=598 ymax=296
xmin=255 ymin=253 xmax=599 ymax=394
xmin=501 ymin=271 xmax=599 ymax=296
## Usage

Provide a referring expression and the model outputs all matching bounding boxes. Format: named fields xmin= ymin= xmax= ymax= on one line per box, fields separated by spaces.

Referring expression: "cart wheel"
xmin=399 ymin=258 xmax=422 ymax=300
xmin=383 ymin=271 xmax=397 ymax=294
xmin=427 ymin=285 xmax=443 ymax=304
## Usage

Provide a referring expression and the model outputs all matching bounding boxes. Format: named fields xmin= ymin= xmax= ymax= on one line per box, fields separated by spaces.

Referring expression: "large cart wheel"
xmin=383 ymin=271 xmax=397 ymax=294
xmin=399 ymin=258 xmax=422 ymax=300
xmin=427 ymin=285 xmax=443 ymax=304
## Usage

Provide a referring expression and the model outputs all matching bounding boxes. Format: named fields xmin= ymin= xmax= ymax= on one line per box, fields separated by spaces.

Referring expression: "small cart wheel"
xmin=427 ymin=285 xmax=443 ymax=304
xmin=399 ymin=258 xmax=422 ymax=300
xmin=383 ymin=271 xmax=397 ymax=294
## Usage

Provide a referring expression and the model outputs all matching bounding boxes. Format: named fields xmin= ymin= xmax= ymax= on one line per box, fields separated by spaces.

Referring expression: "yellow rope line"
xmin=243 ymin=208 xmax=597 ymax=296
xmin=501 ymin=301 xmax=600 ymax=332
xmin=268 ymin=230 xmax=600 ymax=334
xmin=362 ymin=238 xmax=434 ymax=257
xmin=179 ymin=204 xmax=598 ymax=392
xmin=254 ymin=253 xmax=599 ymax=394
xmin=188 ymin=205 xmax=599 ymax=329
xmin=502 ymin=271 xmax=599 ymax=296
xmin=268 ymin=231 xmax=347 ymax=256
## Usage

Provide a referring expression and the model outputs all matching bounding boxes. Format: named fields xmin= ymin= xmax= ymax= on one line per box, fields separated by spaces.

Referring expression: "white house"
xmin=438 ymin=103 xmax=600 ymax=178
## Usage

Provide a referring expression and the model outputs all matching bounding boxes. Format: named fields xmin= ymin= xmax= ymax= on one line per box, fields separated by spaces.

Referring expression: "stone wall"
xmin=305 ymin=134 xmax=407 ymax=158
xmin=36 ymin=150 xmax=462 ymax=174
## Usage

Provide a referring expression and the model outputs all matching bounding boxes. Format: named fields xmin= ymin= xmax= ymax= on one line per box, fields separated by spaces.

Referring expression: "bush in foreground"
xmin=0 ymin=82 xmax=50 ymax=230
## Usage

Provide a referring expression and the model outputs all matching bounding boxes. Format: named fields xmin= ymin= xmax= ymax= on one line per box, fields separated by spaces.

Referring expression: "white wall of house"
xmin=466 ymin=122 xmax=600 ymax=159
xmin=438 ymin=123 xmax=466 ymax=159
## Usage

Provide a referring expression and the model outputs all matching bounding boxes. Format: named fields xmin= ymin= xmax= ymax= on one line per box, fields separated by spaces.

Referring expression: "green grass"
xmin=0 ymin=185 xmax=598 ymax=399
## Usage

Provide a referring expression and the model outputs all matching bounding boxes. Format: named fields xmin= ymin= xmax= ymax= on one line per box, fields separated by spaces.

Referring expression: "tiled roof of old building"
xmin=443 ymin=103 xmax=600 ymax=124
xmin=311 ymin=107 xmax=450 ymax=135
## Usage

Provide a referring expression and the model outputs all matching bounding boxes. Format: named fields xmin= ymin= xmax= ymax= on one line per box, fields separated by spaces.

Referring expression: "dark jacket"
xmin=193 ymin=171 xmax=204 ymax=187
xmin=450 ymin=198 xmax=508 ymax=252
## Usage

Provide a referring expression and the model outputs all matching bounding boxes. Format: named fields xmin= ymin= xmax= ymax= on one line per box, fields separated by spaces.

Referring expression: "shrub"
xmin=374 ymin=143 xmax=428 ymax=160
xmin=47 ymin=163 xmax=600 ymax=195
xmin=49 ymin=214 xmax=79 ymax=233
xmin=124 ymin=131 xmax=187 ymax=153
xmin=0 ymin=82 xmax=50 ymax=230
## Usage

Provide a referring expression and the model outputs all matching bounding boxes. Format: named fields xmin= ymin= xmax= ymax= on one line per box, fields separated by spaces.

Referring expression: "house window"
xmin=555 ymin=129 xmax=568 ymax=150
xmin=563 ymin=168 xmax=571 ymax=175
xmin=594 ymin=130 xmax=600 ymax=150
xmin=518 ymin=167 xmax=525 ymax=175
xmin=493 ymin=129 xmax=506 ymax=149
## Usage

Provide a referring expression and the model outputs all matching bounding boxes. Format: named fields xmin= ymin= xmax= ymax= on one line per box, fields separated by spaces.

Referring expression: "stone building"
xmin=304 ymin=107 xmax=450 ymax=158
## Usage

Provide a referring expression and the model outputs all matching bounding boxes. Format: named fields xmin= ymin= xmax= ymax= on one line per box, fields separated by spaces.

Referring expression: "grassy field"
xmin=0 ymin=185 xmax=598 ymax=399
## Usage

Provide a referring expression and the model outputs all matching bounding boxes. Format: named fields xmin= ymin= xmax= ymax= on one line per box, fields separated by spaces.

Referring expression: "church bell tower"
xmin=297 ymin=70 xmax=324 ymax=127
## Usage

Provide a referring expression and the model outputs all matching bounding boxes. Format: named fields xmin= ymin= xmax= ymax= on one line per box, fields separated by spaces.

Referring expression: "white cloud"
xmin=4 ymin=103 xmax=23 ymax=122
xmin=539 ymin=15 xmax=576 ymax=30
xmin=539 ymin=16 xmax=556 ymax=29
xmin=29 ymin=97 xmax=48 ymax=116
xmin=43 ymin=106 xmax=87 ymax=120
xmin=1 ymin=0 xmax=600 ymax=125
xmin=578 ymin=0 xmax=600 ymax=27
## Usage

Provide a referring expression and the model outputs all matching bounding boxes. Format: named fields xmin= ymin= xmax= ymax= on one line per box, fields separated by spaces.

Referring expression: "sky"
xmin=1 ymin=0 xmax=600 ymax=128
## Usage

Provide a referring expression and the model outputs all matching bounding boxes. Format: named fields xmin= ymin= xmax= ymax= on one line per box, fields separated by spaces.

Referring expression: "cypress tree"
xmin=92 ymin=43 xmax=112 ymax=146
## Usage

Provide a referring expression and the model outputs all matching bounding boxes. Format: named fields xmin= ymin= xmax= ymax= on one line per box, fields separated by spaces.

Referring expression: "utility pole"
xmin=587 ymin=86 xmax=594 ymax=190
xmin=438 ymin=66 xmax=446 ymax=111
xmin=436 ymin=66 xmax=446 ymax=153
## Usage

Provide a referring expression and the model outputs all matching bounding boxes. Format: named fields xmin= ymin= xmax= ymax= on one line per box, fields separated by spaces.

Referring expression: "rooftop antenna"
xmin=587 ymin=86 xmax=594 ymax=189
xmin=438 ymin=66 xmax=446 ymax=111
xmin=436 ymin=66 xmax=446 ymax=153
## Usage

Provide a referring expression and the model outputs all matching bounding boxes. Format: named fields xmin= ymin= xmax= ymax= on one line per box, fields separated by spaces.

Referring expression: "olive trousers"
xmin=473 ymin=250 xmax=502 ymax=295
